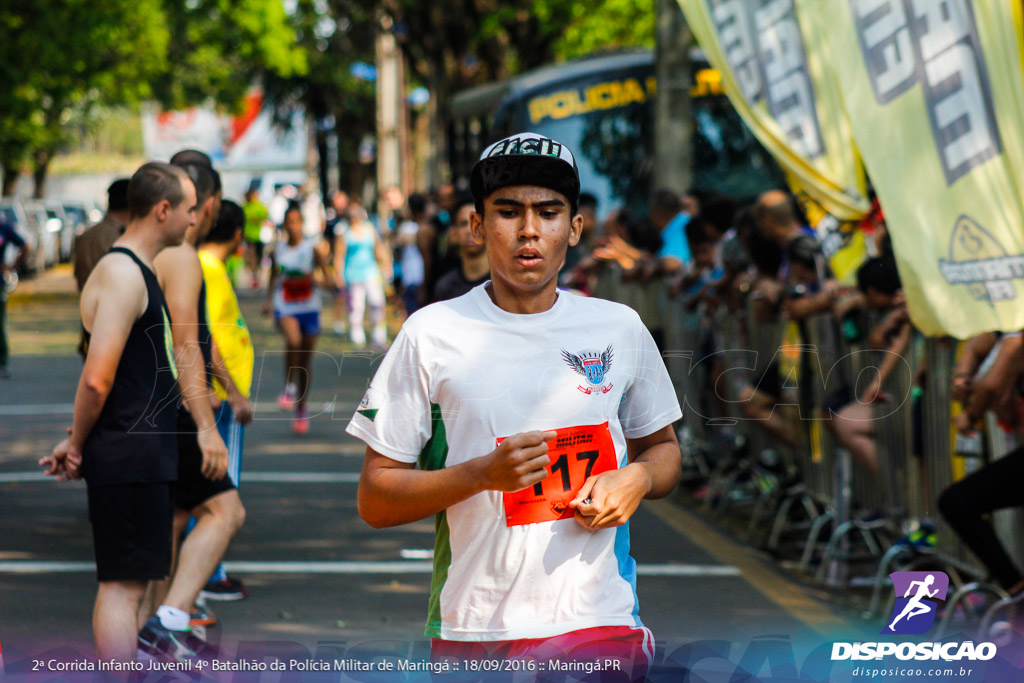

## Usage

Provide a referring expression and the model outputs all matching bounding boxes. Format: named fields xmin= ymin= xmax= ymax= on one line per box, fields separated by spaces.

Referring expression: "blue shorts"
xmin=215 ymin=402 xmax=245 ymax=486
xmin=275 ymin=310 xmax=321 ymax=337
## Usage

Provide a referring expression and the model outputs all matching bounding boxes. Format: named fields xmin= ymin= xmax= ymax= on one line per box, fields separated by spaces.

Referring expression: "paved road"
xmin=0 ymin=270 xmax=867 ymax=680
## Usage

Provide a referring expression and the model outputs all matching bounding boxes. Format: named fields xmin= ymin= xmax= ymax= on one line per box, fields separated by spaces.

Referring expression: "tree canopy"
xmin=0 ymin=0 xmax=655 ymax=195
xmin=0 ymin=0 xmax=306 ymax=195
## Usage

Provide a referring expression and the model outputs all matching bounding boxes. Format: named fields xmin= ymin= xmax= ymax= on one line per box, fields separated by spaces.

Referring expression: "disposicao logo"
xmin=831 ymin=571 xmax=997 ymax=662
xmin=883 ymin=571 xmax=948 ymax=635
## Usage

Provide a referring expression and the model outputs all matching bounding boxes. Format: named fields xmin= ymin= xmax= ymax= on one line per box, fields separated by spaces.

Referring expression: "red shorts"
xmin=431 ymin=625 xmax=653 ymax=682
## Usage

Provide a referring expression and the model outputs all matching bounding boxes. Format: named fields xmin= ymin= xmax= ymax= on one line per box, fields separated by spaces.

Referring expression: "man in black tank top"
xmin=41 ymin=162 xmax=197 ymax=665
xmin=141 ymin=158 xmax=247 ymax=659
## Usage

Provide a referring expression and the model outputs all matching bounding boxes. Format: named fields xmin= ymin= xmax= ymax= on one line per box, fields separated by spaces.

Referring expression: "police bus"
xmin=448 ymin=50 xmax=782 ymax=216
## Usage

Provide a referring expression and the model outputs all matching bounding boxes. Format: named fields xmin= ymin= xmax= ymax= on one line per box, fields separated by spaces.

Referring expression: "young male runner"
xmin=139 ymin=160 xmax=246 ymax=658
xmin=41 ymin=163 xmax=195 ymax=664
xmin=197 ymin=200 xmax=254 ymax=599
xmin=349 ymin=133 xmax=681 ymax=679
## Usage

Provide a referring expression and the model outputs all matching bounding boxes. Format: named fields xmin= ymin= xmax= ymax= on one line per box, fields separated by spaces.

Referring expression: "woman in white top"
xmin=263 ymin=204 xmax=332 ymax=434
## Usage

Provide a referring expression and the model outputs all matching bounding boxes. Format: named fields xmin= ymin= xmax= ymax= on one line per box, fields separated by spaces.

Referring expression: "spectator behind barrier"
xmin=824 ymin=256 xmax=912 ymax=480
xmin=735 ymin=191 xmax=838 ymax=448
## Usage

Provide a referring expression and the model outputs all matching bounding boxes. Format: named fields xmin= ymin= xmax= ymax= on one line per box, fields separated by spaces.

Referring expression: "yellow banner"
xmin=807 ymin=0 xmax=1024 ymax=338
xmin=676 ymin=0 xmax=871 ymax=220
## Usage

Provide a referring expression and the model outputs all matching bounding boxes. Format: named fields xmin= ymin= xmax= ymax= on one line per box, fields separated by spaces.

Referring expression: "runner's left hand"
xmin=569 ymin=463 xmax=652 ymax=530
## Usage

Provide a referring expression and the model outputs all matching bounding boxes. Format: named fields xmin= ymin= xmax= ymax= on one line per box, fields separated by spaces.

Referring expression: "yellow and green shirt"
xmin=199 ymin=249 xmax=254 ymax=400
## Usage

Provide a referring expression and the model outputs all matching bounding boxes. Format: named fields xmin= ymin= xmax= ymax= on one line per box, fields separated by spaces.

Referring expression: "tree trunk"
xmin=376 ymin=19 xmax=405 ymax=220
xmin=423 ymin=59 xmax=449 ymax=190
xmin=2 ymin=162 xmax=20 ymax=197
xmin=653 ymin=0 xmax=692 ymax=196
xmin=32 ymin=149 xmax=52 ymax=198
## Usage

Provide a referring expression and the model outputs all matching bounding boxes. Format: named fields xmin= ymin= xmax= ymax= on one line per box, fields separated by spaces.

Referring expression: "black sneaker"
xmin=200 ymin=575 xmax=248 ymax=601
xmin=138 ymin=616 xmax=205 ymax=663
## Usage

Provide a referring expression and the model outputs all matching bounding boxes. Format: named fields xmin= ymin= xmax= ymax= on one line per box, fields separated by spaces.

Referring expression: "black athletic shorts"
xmin=87 ymin=482 xmax=174 ymax=582
xmin=175 ymin=411 xmax=236 ymax=511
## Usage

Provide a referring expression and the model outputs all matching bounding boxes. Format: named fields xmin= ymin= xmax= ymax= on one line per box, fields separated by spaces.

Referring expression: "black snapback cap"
xmin=470 ymin=133 xmax=581 ymax=212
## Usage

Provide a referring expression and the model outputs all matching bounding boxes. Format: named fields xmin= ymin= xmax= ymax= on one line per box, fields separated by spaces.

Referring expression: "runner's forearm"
xmin=358 ymin=454 xmax=490 ymax=528
xmin=174 ymin=337 xmax=217 ymax=432
xmin=70 ymin=376 xmax=110 ymax=450
xmin=625 ymin=426 xmax=681 ymax=500
xmin=628 ymin=444 xmax=681 ymax=499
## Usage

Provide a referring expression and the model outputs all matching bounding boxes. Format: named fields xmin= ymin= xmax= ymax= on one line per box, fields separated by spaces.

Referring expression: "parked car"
xmin=58 ymin=199 xmax=103 ymax=237
xmin=22 ymin=201 xmax=60 ymax=269
xmin=0 ymin=201 xmax=42 ymax=275
xmin=43 ymin=200 xmax=79 ymax=262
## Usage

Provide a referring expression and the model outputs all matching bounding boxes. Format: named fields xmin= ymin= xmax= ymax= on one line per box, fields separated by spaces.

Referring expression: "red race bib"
xmin=500 ymin=422 xmax=617 ymax=527
xmin=282 ymin=276 xmax=313 ymax=303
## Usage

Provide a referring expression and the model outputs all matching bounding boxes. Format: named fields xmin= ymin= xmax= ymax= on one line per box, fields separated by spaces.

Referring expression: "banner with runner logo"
xmin=805 ymin=0 xmax=1024 ymax=338
xmin=676 ymin=0 xmax=871 ymax=222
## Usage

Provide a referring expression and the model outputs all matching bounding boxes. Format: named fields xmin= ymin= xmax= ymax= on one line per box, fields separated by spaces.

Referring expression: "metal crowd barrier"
xmin=591 ymin=264 xmax=1024 ymax=637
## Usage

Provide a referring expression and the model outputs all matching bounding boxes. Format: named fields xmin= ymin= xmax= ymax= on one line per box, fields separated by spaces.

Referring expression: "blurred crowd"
xmin=37 ymin=169 xmax=1024 ymax=611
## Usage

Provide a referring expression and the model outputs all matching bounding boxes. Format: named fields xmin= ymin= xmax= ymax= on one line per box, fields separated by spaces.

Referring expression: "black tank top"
xmin=199 ymin=280 xmax=213 ymax=386
xmin=82 ymin=247 xmax=180 ymax=485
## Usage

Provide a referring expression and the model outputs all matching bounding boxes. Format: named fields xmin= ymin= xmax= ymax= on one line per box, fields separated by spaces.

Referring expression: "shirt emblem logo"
xmin=561 ymin=345 xmax=614 ymax=395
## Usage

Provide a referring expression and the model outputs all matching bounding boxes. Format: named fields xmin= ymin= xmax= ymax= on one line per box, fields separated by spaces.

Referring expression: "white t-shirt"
xmin=273 ymin=238 xmax=320 ymax=315
xmin=346 ymin=284 xmax=681 ymax=641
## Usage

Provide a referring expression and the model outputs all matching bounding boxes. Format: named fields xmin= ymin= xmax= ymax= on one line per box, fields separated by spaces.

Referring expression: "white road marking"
xmin=0 ymin=560 xmax=740 ymax=577
xmin=0 ymin=403 xmax=343 ymax=417
xmin=0 ymin=471 xmax=359 ymax=484
xmin=0 ymin=404 xmax=75 ymax=416
xmin=240 ymin=472 xmax=360 ymax=483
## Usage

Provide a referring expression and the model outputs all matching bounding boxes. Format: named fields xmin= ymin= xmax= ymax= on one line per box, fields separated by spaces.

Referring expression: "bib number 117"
xmin=501 ymin=422 xmax=616 ymax=526
xmin=534 ymin=450 xmax=600 ymax=496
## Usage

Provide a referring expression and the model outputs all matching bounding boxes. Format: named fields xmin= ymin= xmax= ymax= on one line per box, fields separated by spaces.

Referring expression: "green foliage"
xmin=151 ymin=0 xmax=308 ymax=112
xmin=552 ymin=0 xmax=655 ymax=61
xmin=0 ymin=0 xmax=307 ymax=191
xmin=258 ymin=0 xmax=379 ymax=190
xmin=0 ymin=0 xmax=168 ymax=169
xmin=382 ymin=0 xmax=654 ymax=88
xmin=0 ymin=0 xmax=657 ymax=192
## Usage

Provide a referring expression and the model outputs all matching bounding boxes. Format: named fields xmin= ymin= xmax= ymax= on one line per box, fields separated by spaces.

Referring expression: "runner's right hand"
xmin=480 ymin=430 xmax=556 ymax=493
xmin=197 ymin=428 xmax=229 ymax=480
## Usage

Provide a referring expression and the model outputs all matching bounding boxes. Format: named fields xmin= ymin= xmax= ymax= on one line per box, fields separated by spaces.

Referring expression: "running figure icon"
xmin=889 ymin=574 xmax=940 ymax=632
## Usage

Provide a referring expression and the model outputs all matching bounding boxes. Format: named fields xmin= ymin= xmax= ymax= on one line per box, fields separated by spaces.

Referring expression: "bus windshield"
xmin=452 ymin=52 xmax=784 ymax=218
xmin=529 ymin=104 xmax=650 ymax=217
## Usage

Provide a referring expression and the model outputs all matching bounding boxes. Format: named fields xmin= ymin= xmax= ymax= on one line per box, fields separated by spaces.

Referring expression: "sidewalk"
xmin=8 ymin=264 xmax=77 ymax=304
xmin=6 ymin=265 xmax=80 ymax=357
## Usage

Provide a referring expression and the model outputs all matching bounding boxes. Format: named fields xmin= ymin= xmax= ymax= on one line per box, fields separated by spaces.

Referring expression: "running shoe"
xmin=277 ymin=385 xmax=297 ymax=410
xmin=200 ymin=576 xmax=249 ymax=602
xmin=293 ymin=410 xmax=310 ymax=435
xmin=333 ymin=320 xmax=346 ymax=336
xmin=190 ymin=603 xmax=218 ymax=627
xmin=893 ymin=521 xmax=936 ymax=548
xmin=138 ymin=616 xmax=205 ymax=662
